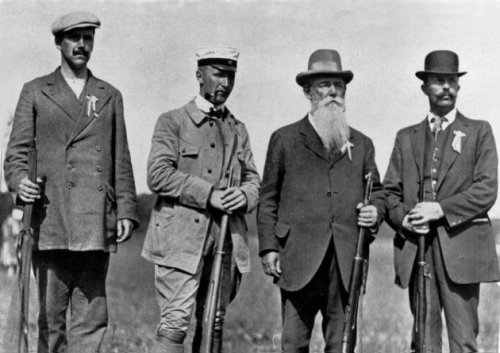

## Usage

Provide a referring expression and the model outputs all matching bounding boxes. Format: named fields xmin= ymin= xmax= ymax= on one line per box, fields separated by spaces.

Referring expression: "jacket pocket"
xmin=179 ymin=140 xmax=200 ymax=158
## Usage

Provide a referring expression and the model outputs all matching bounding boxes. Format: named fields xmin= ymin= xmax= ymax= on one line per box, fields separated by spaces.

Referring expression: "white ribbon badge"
xmin=452 ymin=130 xmax=466 ymax=153
xmin=86 ymin=95 xmax=99 ymax=118
xmin=341 ymin=141 xmax=354 ymax=161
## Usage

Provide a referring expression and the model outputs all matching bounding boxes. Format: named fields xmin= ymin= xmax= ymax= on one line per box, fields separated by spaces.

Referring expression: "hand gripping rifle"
xmin=201 ymin=168 xmax=236 ymax=353
xmin=341 ymin=172 xmax=373 ymax=353
xmin=2 ymin=139 xmax=37 ymax=353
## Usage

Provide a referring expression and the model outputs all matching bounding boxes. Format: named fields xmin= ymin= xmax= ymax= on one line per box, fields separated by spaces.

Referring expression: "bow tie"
xmin=209 ymin=107 xmax=225 ymax=120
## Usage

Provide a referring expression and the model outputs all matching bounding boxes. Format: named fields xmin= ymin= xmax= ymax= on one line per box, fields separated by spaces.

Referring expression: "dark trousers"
xmin=409 ymin=234 xmax=479 ymax=353
xmin=32 ymin=250 xmax=110 ymax=353
xmin=280 ymin=241 xmax=347 ymax=353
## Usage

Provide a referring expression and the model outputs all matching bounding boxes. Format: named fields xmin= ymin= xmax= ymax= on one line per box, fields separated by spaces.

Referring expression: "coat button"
xmin=67 ymin=182 xmax=73 ymax=189
xmin=209 ymin=121 xmax=214 ymax=127
xmin=327 ymin=191 xmax=332 ymax=197
xmin=67 ymin=164 xmax=73 ymax=170
xmin=97 ymin=166 xmax=102 ymax=172
xmin=208 ymin=169 xmax=212 ymax=174
xmin=98 ymin=185 xmax=103 ymax=191
xmin=96 ymin=146 xmax=101 ymax=152
xmin=195 ymin=218 xmax=200 ymax=223
xmin=210 ymin=143 xmax=215 ymax=148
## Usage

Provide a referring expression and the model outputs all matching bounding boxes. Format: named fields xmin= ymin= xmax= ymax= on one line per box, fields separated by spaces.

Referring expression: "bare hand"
xmin=117 ymin=219 xmax=134 ymax=243
xmin=221 ymin=187 xmax=247 ymax=213
xmin=408 ymin=202 xmax=443 ymax=227
xmin=357 ymin=203 xmax=378 ymax=228
xmin=18 ymin=176 xmax=43 ymax=203
xmin=402 ymin=214 xmax=429 ymax=234
xmin=262 ymin=251 xmax=281 ymax=278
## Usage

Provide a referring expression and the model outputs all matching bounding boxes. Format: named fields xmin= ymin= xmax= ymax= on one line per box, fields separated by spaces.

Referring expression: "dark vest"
xmin=422 ymin=122 xmax=452 ymax=201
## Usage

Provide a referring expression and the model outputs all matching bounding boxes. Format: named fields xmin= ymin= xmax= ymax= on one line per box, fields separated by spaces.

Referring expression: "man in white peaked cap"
xmin=142 ymin=46 xmax=260 ymax=353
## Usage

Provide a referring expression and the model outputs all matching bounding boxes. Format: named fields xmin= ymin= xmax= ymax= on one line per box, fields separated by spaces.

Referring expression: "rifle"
xmin=2 ymin=139 xmax=37 ymax=353
xmin=341 ymin=172 xmax=373 ymax=353
xmin=200 ymin=168 xmax=236 ymax=353
xmin=414 ymin=173 xmax=430 ymax=353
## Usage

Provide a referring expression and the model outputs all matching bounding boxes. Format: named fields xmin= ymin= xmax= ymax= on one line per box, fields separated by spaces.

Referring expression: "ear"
xmin=420 ymin=84 xmax=429 ymax=97
xmin=196 ymin=69 xmax=203 ymax=85
xmin=303 ymin=85 xmax=312 ymax=101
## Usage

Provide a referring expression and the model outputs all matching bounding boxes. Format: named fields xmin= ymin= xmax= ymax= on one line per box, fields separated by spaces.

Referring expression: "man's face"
xmin=421 ymin=74 xmax=460 ymax=115
xmin=56 ymin=28 xmax=94 ymax=70
xmin=197 ymin=66 xmax=236 ymax=105
xmin=304 ymin=76 xmax=346 ymax=109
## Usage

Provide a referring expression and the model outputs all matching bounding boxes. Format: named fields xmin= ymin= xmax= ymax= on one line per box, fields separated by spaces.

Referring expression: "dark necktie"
xmin=432 ymin=116 xmax=447 ymax=141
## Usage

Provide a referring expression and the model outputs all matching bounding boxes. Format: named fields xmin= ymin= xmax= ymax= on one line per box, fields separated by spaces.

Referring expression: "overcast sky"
xmin=1 ymin=0 xmax=500 ymax=215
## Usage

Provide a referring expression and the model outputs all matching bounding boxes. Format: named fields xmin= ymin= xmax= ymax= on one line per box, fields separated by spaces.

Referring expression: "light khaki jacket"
xmin=142 ymin=100 xmax=260 ymax=274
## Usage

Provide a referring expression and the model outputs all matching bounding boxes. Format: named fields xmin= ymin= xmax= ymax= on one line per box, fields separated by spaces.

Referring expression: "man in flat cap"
xmin=142 ymin=47 xmax=260 ymax=353
xmin=257 ymin=49 xmax=385 ymax=352
xmin=4 ymin=11 xmax=138 ymax=353
xmin=384 ymin=50 xmax=499 ymax=352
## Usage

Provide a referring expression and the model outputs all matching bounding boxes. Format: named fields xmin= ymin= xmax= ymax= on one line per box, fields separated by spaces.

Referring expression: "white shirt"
xmin=427 ymin=108 xmax=457 ymax=132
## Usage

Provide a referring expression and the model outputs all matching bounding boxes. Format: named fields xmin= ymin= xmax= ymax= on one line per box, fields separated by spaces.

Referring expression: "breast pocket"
xmin=178 ymin=140 xmax=200 ymax=173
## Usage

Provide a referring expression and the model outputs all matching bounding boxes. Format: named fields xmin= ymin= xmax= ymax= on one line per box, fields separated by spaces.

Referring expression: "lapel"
xmin=185 ymin=99 xmax=207 ymax=126
xmin=67 ymin=71 xmax=112 ymax=144
xmin=299 ymin=116 xmax=330 ymax=162
xmin=40 ymin=68 xmax=83 ymax=122
xmin=435 ymin=112 xmax=470 ymax=192
xmin=410 ymin=118 xmax=428 ymax=181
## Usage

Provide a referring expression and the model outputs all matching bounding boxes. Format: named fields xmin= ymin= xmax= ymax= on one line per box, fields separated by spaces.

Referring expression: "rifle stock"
xmin=200 ymin=168 xmax=236 ymax=353
xmin=341 ymin=173 xmax=374 ymax=353
xmin=2 ymin=142 xmax=37 ymax=353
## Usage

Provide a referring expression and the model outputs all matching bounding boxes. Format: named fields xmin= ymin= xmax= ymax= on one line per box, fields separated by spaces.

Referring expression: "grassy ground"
xmin=0 ymin=223 xmax=499 ymax=353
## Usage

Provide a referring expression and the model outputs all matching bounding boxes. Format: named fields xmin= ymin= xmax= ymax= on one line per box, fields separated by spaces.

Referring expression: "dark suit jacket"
xmin=4 ymin=68 xmax=138 ymax=252
xmin=384 ymin=112 xmax=500 ymax=288
xmin=257 ymin=116 xmax=385 ymax=292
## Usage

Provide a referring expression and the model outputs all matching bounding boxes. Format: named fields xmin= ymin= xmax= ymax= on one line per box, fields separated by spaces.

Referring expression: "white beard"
xmin=311 ymin=100 xmax=350 ymax=151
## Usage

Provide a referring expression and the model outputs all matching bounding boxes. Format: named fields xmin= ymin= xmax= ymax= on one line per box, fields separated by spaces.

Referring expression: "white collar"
xmin=194 ymin=94 xmax=225 ymax=113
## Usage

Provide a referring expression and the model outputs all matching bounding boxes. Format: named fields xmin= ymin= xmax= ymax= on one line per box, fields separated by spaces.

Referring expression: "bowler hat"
xmin=415 ymin=50 xmax=466 ymax=80
xmin=51 ymin=11 xmax=100 ymax=36
xmin=296 ymin=49 xmax=353 ymax=86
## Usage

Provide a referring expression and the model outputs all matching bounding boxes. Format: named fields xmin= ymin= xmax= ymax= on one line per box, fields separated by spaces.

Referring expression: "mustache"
xmin=438 ymin=91 xmax=455 ymax=98
xmin=73 ymin=47 xmax=89 ymax=56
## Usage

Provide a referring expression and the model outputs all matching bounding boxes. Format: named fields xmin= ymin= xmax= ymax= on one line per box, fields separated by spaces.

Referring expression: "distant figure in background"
xmin=3 ymin=11 xmax=138 ymax=353
xmin=384 ymin=50 xmax=499 ymax=352
xmin=142 ymin=47 xmax=260 ymax=353
xmin=1 ymin=207 xmax=22 ymax=277
xmin=257 ymin=49 xmax=386 ymax=352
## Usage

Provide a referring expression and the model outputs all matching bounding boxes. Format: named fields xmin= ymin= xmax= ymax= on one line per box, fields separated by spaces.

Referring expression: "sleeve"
xmin=257 ymin=131 xmax=285 ymax=256
xmin=363 ymin=137 xmax=386 ymax=234
xmin=146 ymin=112 xmax=214 ymax=209
xmin=237 ymin=126 xmax=261 ymax=213
xmin=4 ymin=83 xmax=36 ymax=194
xmin=113 ymin=90 xmax=139 ymax=227
xmin=439 ymin=121 xmax=498 ymax=227
xmin=383 ymin=132 xmax=412 ymax=234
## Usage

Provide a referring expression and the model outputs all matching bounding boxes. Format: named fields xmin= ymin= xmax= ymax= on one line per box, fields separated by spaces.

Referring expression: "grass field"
xmin=1 ymin=221 xmax=499 ymax=353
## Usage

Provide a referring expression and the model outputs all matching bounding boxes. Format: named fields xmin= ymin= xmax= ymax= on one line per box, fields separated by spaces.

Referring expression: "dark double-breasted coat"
xmin=257 ymin=117 xmax=386 ymax=291
xmin=4 ymin=68 xmax=138 ymax=252
xmin=384 ymin=112 xmax=500 ymax=288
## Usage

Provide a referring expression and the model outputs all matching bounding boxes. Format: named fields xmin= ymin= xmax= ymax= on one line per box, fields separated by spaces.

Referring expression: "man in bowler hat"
xmin=4 ymin=11 xmax=138 ymax=352
xmin=142 ymin=47 xmax=260 ymax=353
xmin=257 ymin=49 xmax=385 ymax=352
xmin=384 ymin=50 xmax=499 ymax=352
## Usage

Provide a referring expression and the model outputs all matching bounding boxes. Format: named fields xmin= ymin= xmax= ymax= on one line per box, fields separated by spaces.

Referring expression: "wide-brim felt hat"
xmin=296 ymin=49 xmax=353 ymax=86
xmin=416 ymin=50 xmax=467 ymax=80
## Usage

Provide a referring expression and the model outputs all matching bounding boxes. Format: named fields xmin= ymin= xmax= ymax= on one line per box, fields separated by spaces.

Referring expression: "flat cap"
xmin=51 ymin=11 xmax=100 ymax=36
xmin=196 ymin=46 xmax=239 ymax=72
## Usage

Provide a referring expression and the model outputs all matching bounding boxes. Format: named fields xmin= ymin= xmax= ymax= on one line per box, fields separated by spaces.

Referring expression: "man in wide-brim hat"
xmin=384 ymin=50 xmax=499 ymax=352
xmin=258 ymin=49 xmax=386 ymax=352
